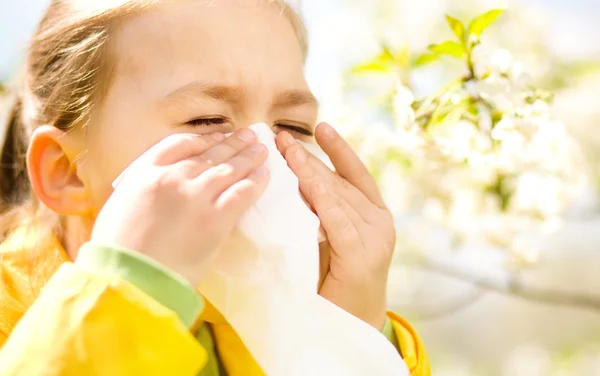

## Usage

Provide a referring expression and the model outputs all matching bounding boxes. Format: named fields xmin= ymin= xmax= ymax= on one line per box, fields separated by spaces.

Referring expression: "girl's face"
xmin=78 ymin=1 xmax=317 ymax=211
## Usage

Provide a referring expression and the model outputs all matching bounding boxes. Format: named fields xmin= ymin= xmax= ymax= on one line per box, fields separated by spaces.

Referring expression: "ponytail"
xmin=1 ymin=95 xmax=31 ymax=212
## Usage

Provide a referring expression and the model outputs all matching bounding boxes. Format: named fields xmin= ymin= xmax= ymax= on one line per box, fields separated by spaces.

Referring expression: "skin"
xmin=26 ymin=0 xmax=394 ymax=330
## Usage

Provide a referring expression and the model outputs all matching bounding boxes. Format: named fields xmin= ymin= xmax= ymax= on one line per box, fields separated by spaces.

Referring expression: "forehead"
xmin=108 ymin=1 xmax=307 ymax=99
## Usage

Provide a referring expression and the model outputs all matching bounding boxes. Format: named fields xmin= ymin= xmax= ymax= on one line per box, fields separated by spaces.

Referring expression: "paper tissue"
xmin=196 ymin=123 xmax=409 ymax=376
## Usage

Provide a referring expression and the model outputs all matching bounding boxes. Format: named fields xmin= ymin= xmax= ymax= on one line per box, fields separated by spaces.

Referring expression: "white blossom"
xmin=392 ymin=83 xmax=416 ymax=127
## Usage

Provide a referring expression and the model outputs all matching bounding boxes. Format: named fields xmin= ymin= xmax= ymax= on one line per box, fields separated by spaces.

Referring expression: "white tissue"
xmin=196 ymin=124 xmax=409 ymax=376
xmin=298 ymin=139 xmax=335 ymax=170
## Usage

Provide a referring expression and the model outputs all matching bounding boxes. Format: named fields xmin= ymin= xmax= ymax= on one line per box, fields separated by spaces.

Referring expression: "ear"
xmin=27 ymin=125 xmax=93 ymax=215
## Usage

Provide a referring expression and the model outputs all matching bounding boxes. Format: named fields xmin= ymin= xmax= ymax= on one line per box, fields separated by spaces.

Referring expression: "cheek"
xmin=77 ymin=127 xmax=156 ymax=212
xmin=77 ymin=145 xmax=122 ymax=212
xmin=79 ymin=121 xmax=181 ymax=213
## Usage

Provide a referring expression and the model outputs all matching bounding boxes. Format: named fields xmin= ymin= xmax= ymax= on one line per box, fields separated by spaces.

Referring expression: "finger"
xmin=200 ymin=128 xmax=257 ymax=165
xmin=169 ymin=128 xmax=260 ymax=180
xmin=113 ymin=133 xmax=225 ymax=187
xmin=315 ymin=122 xmax=386 ymax=208
xmin=275 ymin=130 xmax=297 ymax=157
xmin=276 ymin=131 xmax=330 ymax=168
xmin=215 ymin=166 xmax=270 ymax=217
xmin=318 ymin=241 xmax=331 ymax=290
xmin=149 ymin=133 xmax=226 ymax=165
xmin=193 ymin=143 xmax=268 ymax=199
xmin=309 ymin=177 xmax=364 ymax=254
xmin=282 ymin=136 xmax=374 ymax=216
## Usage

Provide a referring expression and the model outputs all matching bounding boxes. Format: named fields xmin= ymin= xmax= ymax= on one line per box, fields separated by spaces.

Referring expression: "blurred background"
xmin=2 ymin=0 xmax=600 ymax=375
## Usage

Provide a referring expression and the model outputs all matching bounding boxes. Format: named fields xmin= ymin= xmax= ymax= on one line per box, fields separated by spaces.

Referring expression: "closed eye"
xmin=186 ymin=117 xmax=229 ymax=127
xmin=275 ymin=123 xmax=313 ymax=136
xmin=185 ymin=117 xmax=313 ymax=137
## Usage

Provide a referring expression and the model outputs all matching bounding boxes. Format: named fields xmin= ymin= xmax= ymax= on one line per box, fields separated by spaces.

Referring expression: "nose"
xmin=235 ymin=118 xmax=270 ymax=131
xmin=228 ymin=121 xmax=274 ymax=139
xmin=231 ymin=100 xmax=274 ymax=131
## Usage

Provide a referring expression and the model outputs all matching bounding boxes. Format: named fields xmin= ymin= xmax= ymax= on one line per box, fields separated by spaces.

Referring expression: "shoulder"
xmin=0 ymin=232 xmax=34 ymax=342
xmin=0 ymin=227 xmax=67 ymax=341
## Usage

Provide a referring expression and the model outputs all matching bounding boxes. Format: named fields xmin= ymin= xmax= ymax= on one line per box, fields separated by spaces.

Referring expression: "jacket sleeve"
xmin=385 ymin=311 xmax=431 ymax=376
xmin=0 ymin=243 xmax=207 ymax=376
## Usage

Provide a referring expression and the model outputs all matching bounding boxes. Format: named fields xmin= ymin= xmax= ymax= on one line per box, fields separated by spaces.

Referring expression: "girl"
xmin=0 ymin=0 xmax=429 ymax=375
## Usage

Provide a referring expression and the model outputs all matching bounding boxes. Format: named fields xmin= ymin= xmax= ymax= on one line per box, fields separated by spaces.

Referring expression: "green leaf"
xmin=414 ymin=53 xmax=439 ymax=67
xmin=446 ymin=15 xmax=465 ymax=43
xmin=468 ymin=9 xmax=505 ymax=37
xmin=351 ymin=62 xmax=392 ymax=74
xmin=394 ymin=46 xmax=411 ymax=67
xmin=427 ymin=85 xmax=465 ymax=126
xmin=414 ymin=78 xmax=462 ymax=120
xmin=441 ymin=104 xmax=467 ymax=125
xmin=382 ymin=43 xmax=412 ymax=68
xmin=428 ymin=41 xmax=466 ymax=59
xmin=386 ymin=149 xmax=413 ymax=169
xmin=381 ymin=43 xmax=397 ymax=62
xmin=351 ymin=44 xmax=404 ymax=74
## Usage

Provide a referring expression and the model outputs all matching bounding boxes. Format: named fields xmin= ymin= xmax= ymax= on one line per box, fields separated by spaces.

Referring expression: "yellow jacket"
xmin=0 ymin=227 xmax=430 ymax=375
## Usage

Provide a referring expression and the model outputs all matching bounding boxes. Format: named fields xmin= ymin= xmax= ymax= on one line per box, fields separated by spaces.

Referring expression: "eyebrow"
xmin=272 ymin=89 xmax=319 ymax=110
xmin=165 ymin=81 xmax=246 ymax=104
xmin=164 ymin=81 xmax=318 ymax=109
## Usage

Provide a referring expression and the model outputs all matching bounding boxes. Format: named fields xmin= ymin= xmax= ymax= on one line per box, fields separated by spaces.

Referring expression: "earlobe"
xmin=27 ymin=125 xmax=92 ymax=215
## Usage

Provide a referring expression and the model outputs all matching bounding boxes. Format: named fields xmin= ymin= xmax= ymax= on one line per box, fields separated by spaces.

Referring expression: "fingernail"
xmin=112 ymin=174 xmax=123 ymax=188
xmin=255 ymin=165 xmax=270 ymax=178
xmin=237 ymin=129 xmax=256 ymax=143
xmin=320 ymin=123 xmax=336 ymax=139
xmin=284 ymin=132 xmax=296 ymax=147
xmin=314 ymin=180 xmax=327 ymax=195
xmin=293 ymin=146 xmax=307 ymax=162
xmin=213 ymin=163 xmax=234 ymax=176
xmin=112 ymin=167 xmax=129 ymax=188
xmin=181 ymin=133 xmax=200 ymax=141
xmin=211 ymin=132 xmax=225 ymax=141
xmin=250 ymin=143 xmax=266 ymax=154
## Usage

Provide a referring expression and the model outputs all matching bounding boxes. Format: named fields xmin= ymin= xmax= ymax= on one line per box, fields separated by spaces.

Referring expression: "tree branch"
xmin=400 ymin=254 xmax=600 ymax=314
xmin=393 ymin=286 xmax=486 ymax=321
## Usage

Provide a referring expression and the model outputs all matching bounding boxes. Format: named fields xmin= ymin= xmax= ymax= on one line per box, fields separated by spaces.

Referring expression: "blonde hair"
xmin=0 ymin=0 xmax=308 ymax=238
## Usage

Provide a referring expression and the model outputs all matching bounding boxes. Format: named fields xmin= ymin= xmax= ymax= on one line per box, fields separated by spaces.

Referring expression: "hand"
xmin=91 ymin=129 xmax=270 ymax=286
xmin=276 ymin=123 xmax=395 ymax=330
